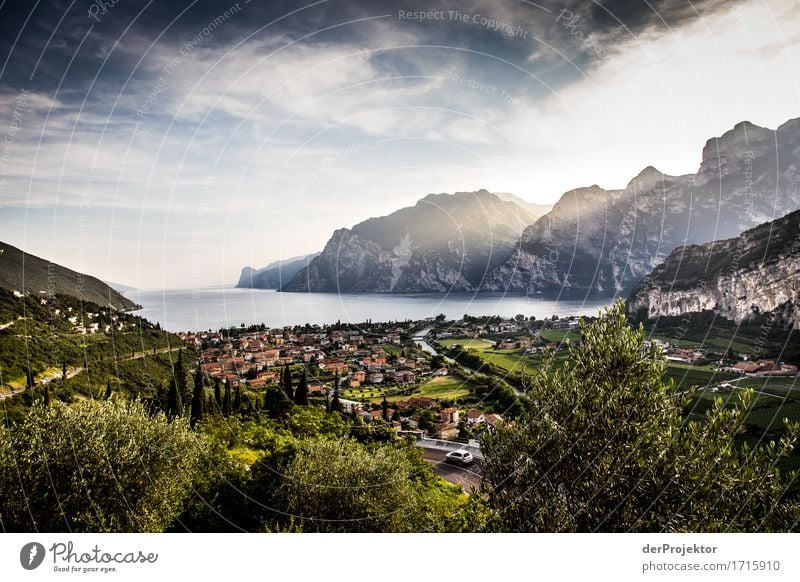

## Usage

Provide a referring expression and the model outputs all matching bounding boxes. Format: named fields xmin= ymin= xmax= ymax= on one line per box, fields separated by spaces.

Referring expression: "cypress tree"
xmin=25 ymin=368 xmax=35 ymax=390
xmin=175 ymin=349 xmax=188 ymax=404
xmin=331 ymin=374 xmax=342 ymax=413
xmin=382 ymin=395 xmax=388 ymax=421
xmin=223 ymin=381 xmax=231 ymax=416
xmin=61 ymin=360 xmax=67 ymax=386
xmin=190 ymin=366 xmax=203 ymax=429
xmin=233 ymin=384 xmax=241 ymax=412
xmin=294 ymin=370 xmax=309 ymax=405
xmin=105 ymin=380 xmax=112 ymax=400
xmin=166 ymin=378 xmax=182 ymax=420
xmin=282 ymin=364 xmax=293 ymax=400
xmin=214 ymin=378 xmax=222 ymax=412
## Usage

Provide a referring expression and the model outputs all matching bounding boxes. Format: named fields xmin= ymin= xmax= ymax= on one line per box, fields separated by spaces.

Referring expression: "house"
xmin=732 ymin=362 xmax=761 ymax=374
xmin=338 ymin=398 xmax=364 ymax=415
xmin=440 ymin=407 xmax=459 ymax=424
xmin=466 ymin=410 xmax=485 ymax=425
xmin=484 ymin=414 xmax=503 ymax=429
xmin=435 ymin=423 xmax=459 ymax=440
xmin=408 ymin=396 xmax=436 ymax=409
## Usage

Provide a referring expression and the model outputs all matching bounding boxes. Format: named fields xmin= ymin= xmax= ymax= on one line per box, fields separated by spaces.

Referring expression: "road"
xmin=422 ymin=448 xmax=483 ymax=493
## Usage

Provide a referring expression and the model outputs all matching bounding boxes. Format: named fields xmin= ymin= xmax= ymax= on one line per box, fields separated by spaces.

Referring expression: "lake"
xmin=129 ymin=287 xmax=614 ymax=332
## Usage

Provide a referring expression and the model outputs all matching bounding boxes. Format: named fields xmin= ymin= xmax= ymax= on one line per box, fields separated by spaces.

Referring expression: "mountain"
xmin=493 ymin=192 xmax=553 ymax=220
xmin=236 ymin=253 xmax=320 ymax=289
xmin=627 ymin=210 xmax=800 ymax=326
xmin=281 ymin=190 xmax=538 ymax=293
xmin=0 ymin=242 xmax=138 ymax=311
xmin=483 ymin=118 xmax=800 ymax=295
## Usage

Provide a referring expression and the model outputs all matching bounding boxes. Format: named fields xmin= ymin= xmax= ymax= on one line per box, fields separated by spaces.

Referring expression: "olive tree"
xmin=0 ymin=398 xmax=209 ymax=532
xmin=481 ymin=300 xmax=800 ymax=532
xmin=277 ymin=437 xmax=471 ymax=532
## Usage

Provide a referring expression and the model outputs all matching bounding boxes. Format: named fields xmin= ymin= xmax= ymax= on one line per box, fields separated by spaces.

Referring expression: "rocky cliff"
xmin=237 ymin=253 xmax=320 ymax=289
xmin=483 ymin=118 xmax=800 ymax=295
xmin=627 ymin=209 xmax=800 ymax=326
xmin=281 ymin=190 xmax=538 ymax=293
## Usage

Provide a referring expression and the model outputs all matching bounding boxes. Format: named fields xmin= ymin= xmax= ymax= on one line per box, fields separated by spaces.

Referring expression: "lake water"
xmin=129 ymin=287 xmax=614 ymax=332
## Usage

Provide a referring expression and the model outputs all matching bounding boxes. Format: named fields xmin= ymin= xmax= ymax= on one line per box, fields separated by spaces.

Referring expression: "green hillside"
xmin=0 ymin=241 xmax=137 ymax=311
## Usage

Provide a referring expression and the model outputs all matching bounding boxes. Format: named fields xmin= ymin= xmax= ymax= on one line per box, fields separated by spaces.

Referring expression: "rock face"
xmin=237 ymin=253 xmax=320 ymax=289
xmin=627 ymin=209 xmax=800 ymax=326
xmin=281 ymin=190 xmax=537 ymax=293
xmin=483 ymin=118 xmax=800 ymax=295
xmin=0 ymin=241 xmax=138 ymax=311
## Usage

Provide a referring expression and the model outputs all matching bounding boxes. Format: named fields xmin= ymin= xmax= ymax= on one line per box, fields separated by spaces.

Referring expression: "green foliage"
xmin=190 ymin=366 xmax=203 ymax=429
xmin=276 ymin=436 xmax=468 ymax=532
xmin=294 ymin=370 xmax=309 ymax=405
xmin=481 ymin=300 xmax=800 ymax=532
xmin=282 ymin=364 xmax=293 ymax=400
xmin=263 ymin=385 xmax=293 ymax=419
xmin=0 ymin=399 xmax=208 ymax=532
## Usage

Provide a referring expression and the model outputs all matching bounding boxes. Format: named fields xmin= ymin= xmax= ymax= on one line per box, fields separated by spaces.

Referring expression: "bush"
xmin=481 ymin=300 xmax=800 ymax=532
xmin=0 ymin=398 xmax=209 ymax=532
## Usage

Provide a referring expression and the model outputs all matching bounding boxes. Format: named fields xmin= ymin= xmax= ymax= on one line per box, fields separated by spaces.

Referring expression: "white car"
xmin=445 ymin=449 xmax=474 ymax=466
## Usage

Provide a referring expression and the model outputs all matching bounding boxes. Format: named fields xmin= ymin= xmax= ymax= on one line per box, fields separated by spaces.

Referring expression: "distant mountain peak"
xmin=627 ymin=165 xmax=668 ymax=191
xmin=281 ymin=189 xmax=543 ymax=293
xmin=484 ymin=115 xmax=800 ymax=296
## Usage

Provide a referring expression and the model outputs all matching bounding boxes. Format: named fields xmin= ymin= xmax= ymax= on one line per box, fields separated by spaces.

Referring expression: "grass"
xmin=380 ymin=343 xmax=404 ymax=356
xmin=437 ymin=338 xmax=495 ymax=350
xmin=539 ymin=330 xmax=581 ymax=343
xmin=342 ymin=373 xmax=473 ymax=404
xmin=665 ymin=364 xmax=735 ymax=391
xmin=743 ymin=401 xmax=800 ymax=432
xmin=736 ymin=376 xmax=800 ymax=397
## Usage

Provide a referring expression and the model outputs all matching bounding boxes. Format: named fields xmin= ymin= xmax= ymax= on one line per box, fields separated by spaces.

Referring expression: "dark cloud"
xmin=0 ymin=0 xmax=748 ymax=109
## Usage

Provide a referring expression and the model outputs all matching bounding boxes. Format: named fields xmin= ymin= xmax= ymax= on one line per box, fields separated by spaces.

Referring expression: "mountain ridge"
xmin=281 ymin=189 xmax=538 ymax=293
xmin=482 ymin=116 xmax=800 ymax=295
xmin=627 ymin=209 xmax=800 ymax=326
xmin=0 ymin=242 xmax=138 ymax=311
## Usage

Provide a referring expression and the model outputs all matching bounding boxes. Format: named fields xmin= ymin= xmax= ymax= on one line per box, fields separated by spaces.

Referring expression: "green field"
xmin=342 ymin=374 xmax=473 ymax=404
xmin=665 ymin=363 xmax=736 ymax=390
xmin=437 ymin=338 xmax=495 ymax=350
xmin=736 ymin=376 xmax=800 ymax=397
xmin=539 ymin=330 xmax=581 ymax=343
xmin=380 ymin=343 xmax=404 ymax=355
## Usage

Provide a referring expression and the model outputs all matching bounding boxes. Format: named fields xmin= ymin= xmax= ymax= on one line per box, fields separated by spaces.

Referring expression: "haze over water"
xmin=130 ymin=287 xmax=614 ymax=332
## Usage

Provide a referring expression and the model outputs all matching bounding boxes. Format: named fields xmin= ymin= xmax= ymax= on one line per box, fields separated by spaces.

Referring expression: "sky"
xmin=0 ymin=0 xmax=799 ymax=289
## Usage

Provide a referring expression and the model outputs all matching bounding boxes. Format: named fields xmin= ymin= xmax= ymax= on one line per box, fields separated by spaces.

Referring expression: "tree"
xmin=175 ymin=350 xmax=188 ymax=404
xmin=233 ymin=384 xmax=241 ymax=412
xmin=166 ymin=378 xmax=182 ymax=420
xmin=277 ymin=437 xmax=468 ymax=532
xmin=263 ymin=385 xmax=293 ymax=419
xmin=480 ymin=300 xmax=800 ymax=532
xmin=104 ymin=380 xmax=112 ymax=400
xmin=294 ymin=371 xmax=309 ymax=405
xmin=282 ymin=364 xmax=293 ymax=400
xmin=25 ymin=368 xmax=35 ymax=390
xmin=213 ymin=378 xmax=222 ymax=412
xmin=222 ymin=382 xmax=231 ymax=417
xmin=382 ymin=395 xmax=388 ymax=421
xmin=0 ymin=399 xmax=208 ymax=532
xmin=330 ymin=375 xmax=342 ymax=413
xmin=190 ymin=367 xmax=203 ymax=429
xmin=43 ymin=383 xmax=50 ymax=407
